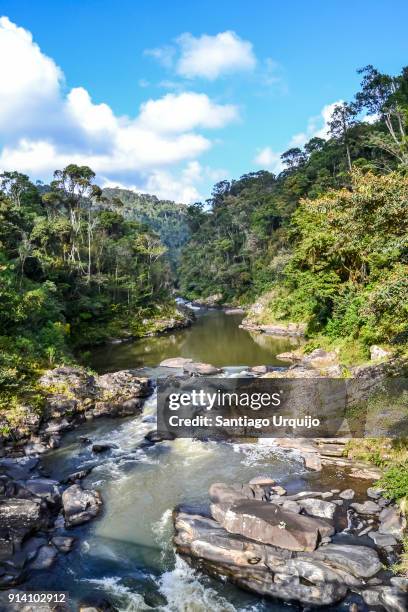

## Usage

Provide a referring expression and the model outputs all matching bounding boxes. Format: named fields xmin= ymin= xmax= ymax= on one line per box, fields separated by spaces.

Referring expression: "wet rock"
xmin=379 ymin=506 xmax=407 ymax=539
xmin=297 ymin=498 xmax=337 ymax=520
xmin=368 ymin=530 xmax=397 ymax=547
xmin=211 ymin=499 xmax=334 ymax=551
xmin=63 ymin=468 xmax=92 ymax=484
xmin=51 ymin=536 xmax=75 ymax=553
xmin=183 ymin=362 xmax=222 ymax=375
xmin=350 ymin=500 xmax=380 ymax=515
xmin=91 ymin=442 xmax=118 ymax=453
xmin=79 ymin=436 xmax=92 ymax=444
xmin=0 ymin=457 xmax=39 ymax=480
xmin=62 ymin=484 xmax=102 ymax=527
xmin=144 ymin=430 xmax=175 ymax=444
xmin=159 ymin=357 xmax=193 ymax=368
xmin=28 ymin=545 xmax=57 ymax=570
xmin=339 ymin=489 xmax=355 ymax=500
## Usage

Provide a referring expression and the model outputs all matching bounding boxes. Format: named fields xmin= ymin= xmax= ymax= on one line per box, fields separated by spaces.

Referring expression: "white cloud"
xmin=0 ymin=17 xmax=237 ymax=203
xmin=289 ymin=101 xmax=342 ymax=147
xmin=138 ymin=92 xmax=238 ymax=132
xmin=147 ymin=31 xmax=256 ymax=80
xmin=253 ymin=147 xmax=284 ymax=174
xmin=254 ymin=101 xmax=342 ymax=173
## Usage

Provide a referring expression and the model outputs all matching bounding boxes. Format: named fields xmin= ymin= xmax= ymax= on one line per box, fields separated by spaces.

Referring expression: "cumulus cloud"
xmin=254 ymin=101 xmax=342 ymax=173
xmin=253 ymin=147 xmax=284 ymax=174
xmin=147 ymin=30 xmax=256 ymax=80
xmin=0 ymin=17 xmax=237 ymax=202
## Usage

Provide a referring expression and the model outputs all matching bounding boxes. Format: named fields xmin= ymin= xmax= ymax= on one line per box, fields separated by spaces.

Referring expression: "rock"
xmin=92 ymin=442 xmax=118 ymax=453
xmin=225 ymin=308 xmax=245 ymax=315
xmin=370 ymin=345 xmax=392 ymax=360
xmin=159 ymin=357 xmax=193 ymax=368
xmin=309 ymin=544 xmax=382 ymax=578
xmin=144 ymin=430 xmax=175 ymax=444
xmin=368 ymin=530 xmax=397 ymax=547
xmin=0 ymin=499 xmax=43 ymax=541
xmin=303 ymin=452 xmax=322 ymax=471
xmin=63 ymin=468 xmax=92 ymax=484
xmin=211 ymin=499 xmax=334 ymax=551
xmin=271 ymin=485 xmax=286 ymax=496
xmin=174 ymin=510 xmax=349 ymax=607
xmin=302 ymin=348 xmax=338 ymax=369
xmin=28 ymin=545 xmax=57 ymax=570
xmin=379 ymin=506 xmax=407 ymax=539
xmin=349 ymin=466 xmax=382 ymax=480
xmin=380 ymin=586 xmax=408 ymax=612
xmin=390 ymin=577 xmax=408 ymax=592
xmin=350 ymin=500 xmax=380 ymax=515
xmin=333 ymin=499 xmax=344 ymax=506
xmin=51 ymin=536 xmax=75 ymax=553
xmin=298 ymin=498 xmax=337 ymax=520
xmin=79 ymin=436 xmax=92 ymax=444
xmin=183 ymin=362 xmax=222 ymax=376
xmin=367 ymin=486 xmax=384 ymax=499
xmin=24 ymin=441 xmax=48 ymax=456
xmin=339 ymin=489 xmax=355 ymax=500
xmin=0 ymin=457 xmax=39 ymax=480
xmin=62 ymin=484 xmax=102 ymax=527
xmin=209 ymin=483 xmax=256 ymax=504
xmin=21 ymin=478 xmax=61 ymax=504
xmin=249 ymin=476 xmax=275 ymax=486
xmin=276 ymin=351 xmax=302 ymax=363
xmin=281 ymin=500 xmax=301 ymax=514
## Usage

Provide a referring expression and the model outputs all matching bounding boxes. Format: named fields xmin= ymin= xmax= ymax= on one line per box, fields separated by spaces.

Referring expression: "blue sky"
xmin=1 ymin=0 xmax=407 ymax=202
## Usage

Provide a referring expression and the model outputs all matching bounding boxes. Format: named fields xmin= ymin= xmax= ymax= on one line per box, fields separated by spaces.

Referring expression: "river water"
xmin=29 ymin=309 xmax=333 ymax=611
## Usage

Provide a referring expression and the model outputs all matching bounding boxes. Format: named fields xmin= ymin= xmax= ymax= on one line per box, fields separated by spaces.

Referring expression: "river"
xmin=27 ymin=309 xmax=339 ymax=611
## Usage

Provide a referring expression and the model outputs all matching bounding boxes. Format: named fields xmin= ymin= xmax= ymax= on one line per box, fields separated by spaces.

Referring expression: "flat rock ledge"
xmin=240 ymin=320 xmax=306 ymax=337
xmin=174 ymin=479 xmax=407 ymax=609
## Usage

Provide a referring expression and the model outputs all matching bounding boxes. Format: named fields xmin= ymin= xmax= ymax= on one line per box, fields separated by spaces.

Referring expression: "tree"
xmin=328 ymin=102 xmax=357 ymax=171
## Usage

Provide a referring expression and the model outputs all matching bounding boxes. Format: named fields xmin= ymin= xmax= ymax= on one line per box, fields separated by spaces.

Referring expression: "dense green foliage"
xmin=179 ymin=64 xmax=408 ymax=357
xmin=0 ymin=165 xmax=175 ymax=428
xmin=102 ymin=188 xmax=190 ymax=271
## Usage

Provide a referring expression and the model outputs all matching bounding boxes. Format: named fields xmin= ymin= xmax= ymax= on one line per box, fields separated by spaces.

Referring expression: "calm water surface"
xmin=90 ymin=309 xmax=300 ymax=373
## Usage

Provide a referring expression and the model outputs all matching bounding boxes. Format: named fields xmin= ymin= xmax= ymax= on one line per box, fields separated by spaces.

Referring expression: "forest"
xmin=178 ymin=64 xmax=408 ymax=363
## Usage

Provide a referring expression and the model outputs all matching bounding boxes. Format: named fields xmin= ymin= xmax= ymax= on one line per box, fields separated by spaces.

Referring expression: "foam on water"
xmin=159 ymin=555 xmax=237 ymax=612
xmin=82 ymin=576 xmax=153 ymax=611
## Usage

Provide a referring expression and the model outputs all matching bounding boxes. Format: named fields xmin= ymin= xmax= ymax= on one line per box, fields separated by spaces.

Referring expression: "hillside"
xmin=102 ymin=188 xmax=190 ymax=271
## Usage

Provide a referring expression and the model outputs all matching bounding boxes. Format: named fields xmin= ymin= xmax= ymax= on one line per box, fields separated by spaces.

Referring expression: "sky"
xmin=1 ymin=0 xmax=407 ymax=203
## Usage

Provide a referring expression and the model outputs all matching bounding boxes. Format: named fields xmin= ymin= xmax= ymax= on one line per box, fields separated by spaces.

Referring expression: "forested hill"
xmin=178 ymin=64 xmax=408 ymax=362
xmin=102 ymin=188 xmax=190 ymax=270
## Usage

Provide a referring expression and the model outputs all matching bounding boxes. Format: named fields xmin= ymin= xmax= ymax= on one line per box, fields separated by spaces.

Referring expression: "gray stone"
xmin=92 ymin=442 xmax=119 ymax=453
xmin=211 ymin=499 xmax=334 ymax=551
xmin=183 ymin=362 xmax=222 ymax=375
xmin=390 ymin=577 xmax=408 ymax=592
xmin=379 ymin=506 xmax=407 ymax=539
xmin=0 ymin=499 xmax=43 ymax=539
xmin=368 ymin=530 xmax=397 ymax=547
xmin=380 ymin=586 xmax=408 ymax=612
xmin=21 ymin=478 xmax=61 ymax=504
xmin=350 ymin=500 xmax=380 ymax=515
xmin=281 ymin=500 xmax=301 ymax=514
xmin=62 ymin=484 xmax=102 ymax=527
xmin=339 ymin=489 xmax=355 ymax=500
xmin=308 ymin=544 xmax=382 ymax=578
xmin=367 ymin=486 xmax=384 ymax=499
xmin=298 ymin=498 xmax=336 ymax=520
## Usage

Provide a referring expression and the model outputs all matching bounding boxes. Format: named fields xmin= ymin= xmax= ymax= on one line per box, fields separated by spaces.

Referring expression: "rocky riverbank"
xmin=174 ymin=478 xmax=407 ymax=610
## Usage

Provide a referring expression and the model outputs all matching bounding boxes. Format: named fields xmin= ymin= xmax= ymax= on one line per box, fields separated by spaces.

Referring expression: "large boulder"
xmin=159 ymin=357 xmax=193 ymax=368
xmin=308 ymin=544 xmax=382 ymax=579
xmin=378 ymin=506 xmax=407 ymax=539
xmin=0 ymin=499 xmax=44 ymax=542
xmin=211 ymin=499 xmax=334 ymax=551
xmin=62 ymin=484 xmax=102 ymax=527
